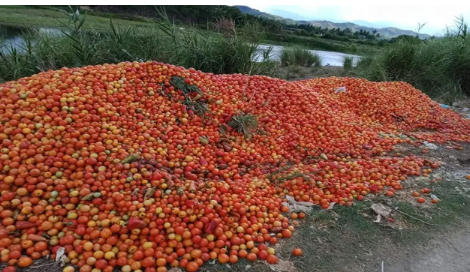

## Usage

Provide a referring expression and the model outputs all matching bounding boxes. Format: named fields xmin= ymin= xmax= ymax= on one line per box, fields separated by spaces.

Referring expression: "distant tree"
xmin=389 ymin=34 xmax=421 ymax=44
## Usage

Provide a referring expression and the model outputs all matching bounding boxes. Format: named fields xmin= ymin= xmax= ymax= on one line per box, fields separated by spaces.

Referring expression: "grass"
xmin=280 ymin=49 xmax=294 ymax=66
xmin=380 ymin=176 xmax=470 ymax=246
xmin=0 ymin=6 xmax=154 ymax=31
xmin=279 ymin=47 xmax=322 ymax=80
xmin=397 ymin=179 xmax=470 ymax=228
xmin=228 ymin=113 xmax=259 ymax=139
xmin=338 ymin=175 xmax=467 ymax=256
xmin=286 ymin=66 xmax=306 ymax=79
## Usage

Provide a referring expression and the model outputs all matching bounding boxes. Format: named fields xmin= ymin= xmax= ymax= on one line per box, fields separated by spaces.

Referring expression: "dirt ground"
xmin=381 ymin=142 xmax=470 ymax=272
xmin=364 ymin=142 xmax=470 ymax=272
xmin=387 ymin=225 xmax=470 ymax=272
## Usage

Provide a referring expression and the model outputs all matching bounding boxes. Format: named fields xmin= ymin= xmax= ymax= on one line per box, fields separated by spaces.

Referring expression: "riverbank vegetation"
xmin=0 ymin=7 xmax=278 ymax=82
xmin=0 ymin=5 xmax=384 ymax=55
xmin=358 ymin=17 xmax=470 ymax=103
xmin=280 ymin=48 xmax=322 ymax=67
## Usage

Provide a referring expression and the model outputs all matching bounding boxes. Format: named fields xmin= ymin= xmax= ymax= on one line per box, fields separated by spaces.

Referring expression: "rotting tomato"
xmin=417 ymin=197 xmax=426 ymax=203
xmin=0 ymin=61 xmax=469 ymax=271
xmin=292 ymin=248 xmax=303 ymax=256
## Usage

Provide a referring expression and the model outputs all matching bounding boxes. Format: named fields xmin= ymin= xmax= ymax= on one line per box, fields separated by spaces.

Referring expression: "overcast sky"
xmin=247 ymin=5 xmax=470 ymax=36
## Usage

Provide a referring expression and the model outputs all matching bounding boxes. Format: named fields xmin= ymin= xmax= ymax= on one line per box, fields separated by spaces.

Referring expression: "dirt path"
xmin=368 ymin=140 xmax=470 ymax=272
xmin=385 ymin=225 xmax=470 ymax=272
xmin=384 ymin=142 xmax=470 ymax=272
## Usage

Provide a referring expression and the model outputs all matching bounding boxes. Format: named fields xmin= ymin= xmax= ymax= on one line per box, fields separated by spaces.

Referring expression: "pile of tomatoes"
xmin=0 ymin=61 xmax=469 ymax=272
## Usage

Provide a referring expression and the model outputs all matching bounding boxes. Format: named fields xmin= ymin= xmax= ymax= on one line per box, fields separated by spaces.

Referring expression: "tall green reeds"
xmin=343 ymin=56 xmax=353 ymax=71
xmin=0 ymin=7 xmax=276 ymax=82
xmin=362 ymin=16 xmax=470 ymax=103
xmin=280 ymin=48 xmax=321 ymax=67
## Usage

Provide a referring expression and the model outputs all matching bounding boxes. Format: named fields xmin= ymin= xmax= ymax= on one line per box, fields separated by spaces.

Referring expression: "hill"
xmin=236 ymin=5 xmax=430 ymax=39
xmin=235 ymin=5 xmax=299 ymax=25
xmin=308 ymin=20 xmax=430 ymax=39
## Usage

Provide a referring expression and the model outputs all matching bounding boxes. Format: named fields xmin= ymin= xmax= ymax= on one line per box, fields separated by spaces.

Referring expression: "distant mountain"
xmin=235 ymin=6 xmax=278 ymax=20
xmin=350 ymin=20 xmax=395 ymax=29
xmin=235 ymin=6 xmax=299 ymax=25
xmin=268 ymin=9 xmax=312 ymax=21
xmin=308 ymin=20 xmax=430 ymax=39
xmin=235 ymin=6 xmax=430 ymax=39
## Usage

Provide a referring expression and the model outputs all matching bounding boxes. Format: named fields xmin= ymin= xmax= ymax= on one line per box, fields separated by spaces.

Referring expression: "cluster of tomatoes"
xmin=0 ymin=61 xmax=469 ymax=272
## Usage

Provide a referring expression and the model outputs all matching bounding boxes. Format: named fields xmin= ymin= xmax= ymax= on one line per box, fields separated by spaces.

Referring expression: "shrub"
xmin=362 ymin=16 xmax=470 ymax=102
xmin=280 ymin=48 xmax=321 ymax=67
xmin=343 ymin=56 xmax=353 ymax=70
xmin=280 ymin=49 xmax=295 ymax=66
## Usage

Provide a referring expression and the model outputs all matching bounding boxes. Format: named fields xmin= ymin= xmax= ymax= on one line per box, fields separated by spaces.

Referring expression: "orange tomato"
xmin=17 ymin=256 xmax=33 ymax=267
xmin=292 ymin=248 xmax=303 ymax=256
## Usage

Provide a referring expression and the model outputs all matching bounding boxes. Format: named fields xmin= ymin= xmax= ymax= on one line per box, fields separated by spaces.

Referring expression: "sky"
xmin=246 ymin=5 xmax=470 ymax=36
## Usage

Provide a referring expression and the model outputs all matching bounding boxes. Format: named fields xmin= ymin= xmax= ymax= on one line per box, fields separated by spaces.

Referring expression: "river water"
xmin=255 ymin=44 xmax=361 ymax=67
xmin=0 ymin=25 xmax=63 ymax=54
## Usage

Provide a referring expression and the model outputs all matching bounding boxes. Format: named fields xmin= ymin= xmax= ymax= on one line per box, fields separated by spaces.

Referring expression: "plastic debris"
xmin=440 ymin=104 xmax=450 ymax=109
xmin=422 ymin=141 xmax=439 ymax=150
xmin=334 ymin=86 xmax=347 ymax=94
xmin=374 ymin=214 xmax=381 ymax=223
xmin=371 ymin=203 xmax=392 ymax=219
xmin=430 ymin=194 xmax=440 ymax=201
xmin=327 ymin=202 xmax=336 ymax=210
xmin=55 ymin=247 xmax=66 ymax=264
xmin=282 ymin=195 xmax=314 ymax=213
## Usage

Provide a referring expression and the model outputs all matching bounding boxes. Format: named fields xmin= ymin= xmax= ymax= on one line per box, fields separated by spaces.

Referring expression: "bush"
xmin=280 ymin=48 xmax=321 ymax=67
xmin=280 ymin=49 xmax=295 ymax=66
xmin=251 ymin=60 xmax=281 ymax=78
xmin=362 ymin=17 xmax=470 ymax=103
xmin=343 ymin=56 xmax=353 ymax=70
xmin=292 ymin=48 xmax=321 ymax=67
xmin=356 ymin=55 xmax=373 ymax=68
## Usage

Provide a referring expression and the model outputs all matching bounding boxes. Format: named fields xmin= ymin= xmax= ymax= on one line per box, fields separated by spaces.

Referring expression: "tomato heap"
xmin=0 ymin=61 xmax=469 ymax=272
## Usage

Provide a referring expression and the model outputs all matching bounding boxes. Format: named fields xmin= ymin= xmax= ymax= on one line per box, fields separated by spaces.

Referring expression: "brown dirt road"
xmin=385 ymin=225 xmax=470 ymax=272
